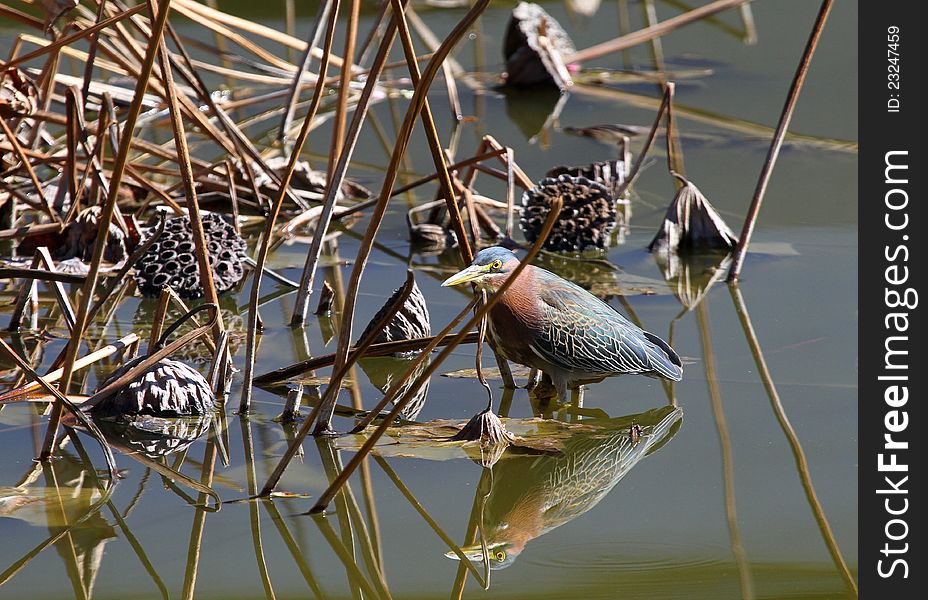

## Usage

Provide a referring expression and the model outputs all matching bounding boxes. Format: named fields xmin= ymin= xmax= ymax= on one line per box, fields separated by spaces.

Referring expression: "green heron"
xmin=442 ymin=247 xmax=683 ymax=402
xmin=446 ymin=406 xmax=682 ymax=568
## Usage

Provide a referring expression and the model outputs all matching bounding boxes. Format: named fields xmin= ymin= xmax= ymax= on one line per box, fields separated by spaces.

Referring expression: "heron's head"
xmin=441 ymin=247 xmax=520 ymax=291
xmin=444 ymin=542 xmax=520 ymax=570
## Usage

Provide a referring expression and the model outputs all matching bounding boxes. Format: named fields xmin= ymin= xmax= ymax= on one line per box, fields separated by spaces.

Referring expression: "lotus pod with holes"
xmin=134 ymin=212 xmax=247 ymax=299
xmin=90 ymin=357 xmax=216 ymax=418
xmin=546 ymin=159 xmax=627 ymax=200
xmin=520 ymin=174 xmax=616 ymax=252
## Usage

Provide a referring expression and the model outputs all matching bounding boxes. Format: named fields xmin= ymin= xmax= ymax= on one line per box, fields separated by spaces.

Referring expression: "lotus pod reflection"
xmin=359 ymin=356 xmax=432 ymax=422
xmin=95 ymin=414 xmax=214 ymax=459
xmin=447 ymin=406 xmax=682 ymax=568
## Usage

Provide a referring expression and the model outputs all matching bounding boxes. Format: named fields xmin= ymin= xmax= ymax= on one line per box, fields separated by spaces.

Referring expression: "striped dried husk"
xmin=358 ymin=278 xmax=431 ymax=353
xmin=90 ymin=357 xmax=216 ymax=418
xmin=648 ymin=175 xmax=738 ymax=256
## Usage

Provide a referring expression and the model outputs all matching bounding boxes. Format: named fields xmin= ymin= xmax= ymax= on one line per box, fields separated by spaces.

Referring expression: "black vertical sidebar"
xmin=860 ymin=2 xmax=923 ymax=597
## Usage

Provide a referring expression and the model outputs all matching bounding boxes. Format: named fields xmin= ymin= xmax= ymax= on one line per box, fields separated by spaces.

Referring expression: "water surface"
xmin=0 ymin=1 xmax=857 ymax=598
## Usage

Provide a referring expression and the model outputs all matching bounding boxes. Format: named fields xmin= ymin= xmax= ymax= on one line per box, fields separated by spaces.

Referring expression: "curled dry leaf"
xmin=358 ymin=277 xmax=431 ymax=354
xmin=408 ymin=220 xmax=457 ymax=254
xmin=450 ymin=408 xmax=516 ymax=446
xmin=0 ymin=68 xmax=39 ymax=119
xmin=648 ymin=173 xmax=738 ymax=256
xmin=40 ymin=0 xmax=80 ymax=32
xmin=89 ymin=357 xmax=217 ymax=418
xmin=35 ymin=206 xmax=129 ymax=264
xmin=503 ymin=2 xmax=576 ymax=89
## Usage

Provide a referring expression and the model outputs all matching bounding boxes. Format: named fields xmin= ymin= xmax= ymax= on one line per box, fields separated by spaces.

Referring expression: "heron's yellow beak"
xmin=444 ymin=545 xmax=486 ymax=562
xmin=441 ymin=264 xmax=487 ymax=287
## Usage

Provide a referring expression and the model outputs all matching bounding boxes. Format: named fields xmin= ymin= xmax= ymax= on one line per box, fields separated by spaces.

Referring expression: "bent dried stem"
xmin=728 ymin=0 xmax=833 ymax=282
xmin=238 ymin=0 xmax=342 ymax=413
xmin=308 ymin=0 xmax=491 ymax=435
xmin=309 ymin=198 xmax=562 ymax=512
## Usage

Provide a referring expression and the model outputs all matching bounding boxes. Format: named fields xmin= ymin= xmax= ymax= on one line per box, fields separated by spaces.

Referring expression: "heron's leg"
xmin=554 ymin=376 xmax=569 ymax=406
xmin=528 ymin=373 xmax=558 ymax=418
xmin=492 ymin=348 xmax=516 ymax=388
xmin=571 ymin=385 xmax=585 ymax=409
xmin=525 ymin=368 xmax=540 ymax=390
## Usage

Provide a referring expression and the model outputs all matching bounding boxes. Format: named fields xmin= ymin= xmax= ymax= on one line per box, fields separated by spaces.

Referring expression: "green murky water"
xmin=1 ymin=1 xmax=857 ymax=598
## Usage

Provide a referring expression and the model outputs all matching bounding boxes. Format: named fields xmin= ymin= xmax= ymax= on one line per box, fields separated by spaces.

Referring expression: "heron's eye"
xmin=495 ymin=551 xmax=506 ymax=561
xmin=490 ymin=259 xmax=503 ymax=270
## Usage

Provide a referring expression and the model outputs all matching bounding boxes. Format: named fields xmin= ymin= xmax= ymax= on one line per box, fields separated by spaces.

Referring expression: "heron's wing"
xmin=529 ymin=271 xmax=682 ymax=380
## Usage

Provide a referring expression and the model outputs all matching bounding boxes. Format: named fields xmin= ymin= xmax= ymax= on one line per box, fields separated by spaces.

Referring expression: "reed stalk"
xmin=309 ymin=197 xmax=561 ymax=512
xmin=238 ymin=0 xmax=343 ymax=413
xmin=39 ymin=0 xmax=175 ymax=460
xmin=728 ymin=0 xmax=833 ymax=282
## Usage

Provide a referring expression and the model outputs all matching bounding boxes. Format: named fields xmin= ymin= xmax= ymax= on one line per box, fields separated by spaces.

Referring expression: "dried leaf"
xmin=648 ymin=173 xmax=738 ymax=255
xmin=338 ymin=406 xmax=682 ymax=465
xmin=0 ymin=68 xmax=39 ymax=119
xmin=503 ymin=2 xmax=576 ymax=88
xmin=442 ymin=365 xmax=534 ymax=380
xmin=90 ymin=357 xmax=216 ymax=418
xmin=358 ymin=277 xmax=431 ymax=354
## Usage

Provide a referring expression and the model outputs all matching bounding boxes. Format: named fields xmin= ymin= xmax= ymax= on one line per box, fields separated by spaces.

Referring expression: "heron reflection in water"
xmin=446 ymin=406 xmax=682 ymax=569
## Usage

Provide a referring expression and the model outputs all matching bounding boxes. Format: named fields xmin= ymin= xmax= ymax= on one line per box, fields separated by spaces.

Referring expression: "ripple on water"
xmin=523 ymin=539 xmax=729 ymax=574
